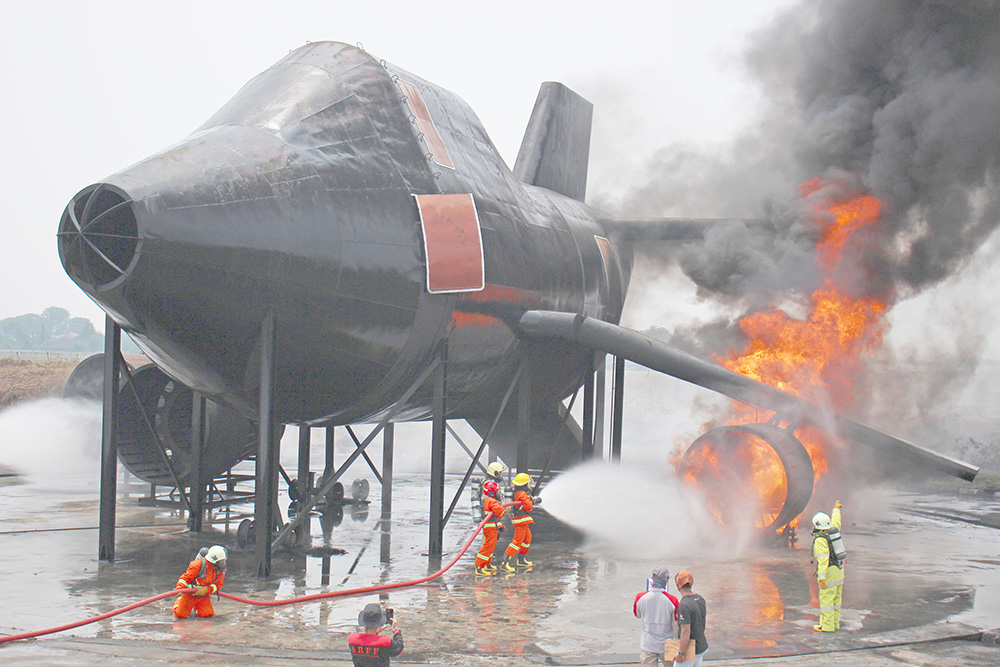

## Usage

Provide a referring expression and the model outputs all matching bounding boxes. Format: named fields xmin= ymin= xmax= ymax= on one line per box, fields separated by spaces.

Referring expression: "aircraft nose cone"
xmin=58 ymin=183 xmax=140 ymax=290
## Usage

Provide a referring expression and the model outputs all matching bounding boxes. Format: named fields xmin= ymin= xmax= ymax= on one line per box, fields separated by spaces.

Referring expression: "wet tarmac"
xmin=2 ymin=415 xmax=1000 ymax=665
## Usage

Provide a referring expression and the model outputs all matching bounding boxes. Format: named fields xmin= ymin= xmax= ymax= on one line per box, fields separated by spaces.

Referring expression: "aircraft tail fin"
xmin=513 ymin=83 xmax=593 ymax=202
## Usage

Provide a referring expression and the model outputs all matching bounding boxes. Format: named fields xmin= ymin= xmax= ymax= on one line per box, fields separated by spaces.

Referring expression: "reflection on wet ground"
xmin=2 ymin=467 xmax=999 ymax=664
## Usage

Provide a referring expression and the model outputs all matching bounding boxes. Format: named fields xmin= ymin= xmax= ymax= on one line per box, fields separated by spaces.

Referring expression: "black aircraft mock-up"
xmin=58 ymin=42 xmax=977 ymax=570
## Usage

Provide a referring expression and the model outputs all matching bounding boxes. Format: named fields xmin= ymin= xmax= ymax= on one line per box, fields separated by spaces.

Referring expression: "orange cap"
xmin=675 ymin=570 xmax=694 ymax=589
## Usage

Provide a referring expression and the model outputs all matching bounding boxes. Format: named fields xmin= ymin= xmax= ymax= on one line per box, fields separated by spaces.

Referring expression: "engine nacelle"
xmin=682 ymin=423 xmax=814 ymax=532
xmin=116 ymin=364 xmax=257 ymax=486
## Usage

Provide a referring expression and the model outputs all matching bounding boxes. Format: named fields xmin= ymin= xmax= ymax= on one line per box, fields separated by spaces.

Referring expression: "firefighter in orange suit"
xmin=174 ymin=545 xmax=227 ymax=618
xmin=475 ymin=480 xmax=508 ymax=576
xmin=500 ymin=473 xmax=541 ymax=571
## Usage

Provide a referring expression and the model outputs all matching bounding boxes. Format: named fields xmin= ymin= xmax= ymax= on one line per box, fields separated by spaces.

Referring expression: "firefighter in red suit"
xmin=173 ymin=545 xmax=227 ymax=618
xmin=475 ymin=480 xmax=508 ymax=576
xmin=348 ymin=602 xmax=404 ymax=666
xmin=500 ymin=472 xmax=542 ymax=571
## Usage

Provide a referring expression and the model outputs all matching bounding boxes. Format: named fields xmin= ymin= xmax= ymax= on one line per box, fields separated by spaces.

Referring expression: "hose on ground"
xmin=0 ymin=502 xmax=514 ymax=644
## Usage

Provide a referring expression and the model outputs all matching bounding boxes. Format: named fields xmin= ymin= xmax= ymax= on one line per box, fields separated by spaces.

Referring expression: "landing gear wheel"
xmin=290 ymin=523 xmax=309 ymax=549
xmin=326 ymin=481 xmax=345 ymax=504
xmin=237 ymin=518 xmax=254 ymax=547
xmin=351 ymin=478 xmax=370 ymax=502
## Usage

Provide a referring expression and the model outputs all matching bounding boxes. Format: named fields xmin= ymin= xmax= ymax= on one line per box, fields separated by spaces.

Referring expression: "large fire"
xmin=681 ymin=178 xmax=891 ymax=531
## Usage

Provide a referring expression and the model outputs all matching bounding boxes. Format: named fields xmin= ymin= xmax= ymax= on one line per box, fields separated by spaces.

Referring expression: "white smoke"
xmin=0 ymin=397 xmax=102 ymax=492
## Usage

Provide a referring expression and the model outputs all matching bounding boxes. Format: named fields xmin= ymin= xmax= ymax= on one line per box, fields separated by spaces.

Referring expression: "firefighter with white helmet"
xmin=174 ymin=545 xmax=228 ymax=618
xmin=811 ymin=501 xmax=845 ymax=632
xmin=500 ymin=472 xmax=542 ymax=571
xmin=483 ymin=461 xmax=506 ymax=498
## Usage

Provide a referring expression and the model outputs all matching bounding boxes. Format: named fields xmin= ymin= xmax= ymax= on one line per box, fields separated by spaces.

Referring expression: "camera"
xmin=385 ymin=607 xmax=394 ymax=620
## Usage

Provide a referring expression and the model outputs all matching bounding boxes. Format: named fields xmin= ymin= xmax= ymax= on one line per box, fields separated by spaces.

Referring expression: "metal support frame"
xmin=297 ymin=425 xmax=311 ymax=502
xmin=442 ymin=365 xmax=522 ymax=527
xmin=98 ymin=316 xmax=121 ymax=562
xmin=255 ymin=309 xmax=279 ymax=577
xmin=187 ymin=392 xmax=207 ymax=532
xmin=380 ymin=423 xmax=394 ymax=564
xmin=582 ymin=354 xmax=595 ymax=458
xmin=428 ymin=340 xmax=448 ymax=557
xmin=272 ymin=358 xmax=441 ymax=548
xmin=611 ymin=355 xmax=625 ymax=462
xmin=117 ymin=356 xmax=192 ymax=511
xmin=594 ymin=352 xmax=606 ymax=459
xmin=345 ymin=426 xmax=384 ymax=483
xmin=516 ymin=354 xmax=531 ymax=473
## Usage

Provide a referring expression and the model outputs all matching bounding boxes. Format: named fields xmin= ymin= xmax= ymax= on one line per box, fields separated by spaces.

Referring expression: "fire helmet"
xmin=812 ymin=512 xmax=832 ymax=531
xmin=513 ymin=472 xmax=531 ymax=487
xmin=483 ymin=480 xmax=500 ymax=497
xmin=486 ymin=461 xmax=506 ymax=478
xmin=206 ymin=545 xmax=228 ymax=563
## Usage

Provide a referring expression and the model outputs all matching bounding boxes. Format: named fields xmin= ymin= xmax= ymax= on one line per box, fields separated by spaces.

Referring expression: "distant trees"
xmin=0 ymin=307 xmax=104 ymax=352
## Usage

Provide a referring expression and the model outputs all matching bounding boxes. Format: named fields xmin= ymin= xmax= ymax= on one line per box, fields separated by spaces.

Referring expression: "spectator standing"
xmin=633 ymin=566 xmax=679 ymax=666
xmin=673 ymin=570 xmax=708 ymax=667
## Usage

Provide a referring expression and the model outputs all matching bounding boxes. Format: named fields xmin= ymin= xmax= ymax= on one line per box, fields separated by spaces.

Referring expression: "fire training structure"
xmin=57 ymin=42 xmax=978 ymax=574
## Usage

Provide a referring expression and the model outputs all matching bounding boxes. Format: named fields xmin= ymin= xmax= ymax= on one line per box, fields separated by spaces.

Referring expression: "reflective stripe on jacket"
xmin=175 ymin=558 xmax=226 ymax=594
xmin=511 ymin=490 xmax=534 ymax=525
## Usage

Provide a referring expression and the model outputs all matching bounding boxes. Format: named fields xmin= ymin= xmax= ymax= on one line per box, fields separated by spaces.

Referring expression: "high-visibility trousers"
xmin=818 ymin=564 xmax=844 ymax=631
xmin=504 ymin=523 xmax=532 ymax=558
xmin=173 ymin=592 xmax=216 ymax=618
xmin=476 ymin=524 xmax=499 ymax=567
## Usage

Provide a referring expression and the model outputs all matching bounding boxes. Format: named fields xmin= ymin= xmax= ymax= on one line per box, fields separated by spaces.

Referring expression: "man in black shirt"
xmin=673 ymin=570 xmax=708 ymax=666
xmin=347 ymin=603 xmax=404 ymax=666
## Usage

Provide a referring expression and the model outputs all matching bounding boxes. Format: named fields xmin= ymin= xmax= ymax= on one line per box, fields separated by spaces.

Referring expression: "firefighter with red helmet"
xmin=173 ymin=545 xmax=227 ymax=618
xmin=500 ymin=472 xmax=541 ymax=571
xmin=475 ymin=480 xmax=508 ymax=576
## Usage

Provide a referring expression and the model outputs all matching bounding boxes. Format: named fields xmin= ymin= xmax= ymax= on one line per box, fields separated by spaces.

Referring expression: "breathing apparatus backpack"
xmin=815 ymin=526 xmax=847 ymax=568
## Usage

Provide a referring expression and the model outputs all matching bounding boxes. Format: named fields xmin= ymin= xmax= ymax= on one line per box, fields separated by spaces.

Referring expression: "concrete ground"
xmin=2 ymin=430 xmax=1000 ymax=666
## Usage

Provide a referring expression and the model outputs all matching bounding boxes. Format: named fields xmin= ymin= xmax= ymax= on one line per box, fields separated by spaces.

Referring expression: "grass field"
xmin=0 ymin=357 xmax=78 ymax=409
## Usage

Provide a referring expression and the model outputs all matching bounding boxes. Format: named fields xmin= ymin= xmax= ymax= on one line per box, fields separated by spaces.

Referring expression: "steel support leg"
xmin=298 ymin=425 xmax=311 ymax=502
xmin=517 ymin=354 xmax=532 ymax=473
xmin=582 ymin=355 xmax=595 ymax=459
xmin=255 ymin=309 xmax=279 ymax=577
xmin=98 ymin=316 xmax=121 ymax=562
xmin=381 ymin=423 xmax=394 ymax=564
xmin=429 ymin=341 xmax=447 ymax=557
xmin=594 ymin=353 xmax=606 ymax=459
xmin=187 ymin=392 xmax=206 ymax=532
xmin=611 ymin=355 xmax=625 ymax=462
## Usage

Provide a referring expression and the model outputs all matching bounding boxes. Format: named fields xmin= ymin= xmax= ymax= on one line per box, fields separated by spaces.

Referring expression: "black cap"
xmin=358 ymin=603 xmax=385 ymax=627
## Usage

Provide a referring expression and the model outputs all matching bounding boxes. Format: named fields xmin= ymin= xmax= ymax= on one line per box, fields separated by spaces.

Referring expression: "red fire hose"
xmin=0 ymin=503 xmax=513 ymax=644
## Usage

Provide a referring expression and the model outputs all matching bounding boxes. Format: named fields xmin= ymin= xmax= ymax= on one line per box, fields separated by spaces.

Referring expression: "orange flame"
xmin=684 ymin=177 xmax=890 ymax=530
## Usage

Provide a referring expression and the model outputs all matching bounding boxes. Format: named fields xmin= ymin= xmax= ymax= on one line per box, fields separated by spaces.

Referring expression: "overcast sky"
xmin=3 ymin=0 xmax=998 ymax=360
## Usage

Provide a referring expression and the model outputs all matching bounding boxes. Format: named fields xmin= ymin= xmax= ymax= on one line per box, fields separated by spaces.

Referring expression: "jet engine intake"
xmin=681 ymin=423 xmax=814 ymax=533
xmin=117 ymin=364 xmax=256 ymax=486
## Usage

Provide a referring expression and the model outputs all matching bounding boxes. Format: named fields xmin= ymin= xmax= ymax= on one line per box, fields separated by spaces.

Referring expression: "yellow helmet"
xmin=513 ymin=473 xmax=531 ymax=487
xmin=486 ymin=461 xmax=506 ymax=478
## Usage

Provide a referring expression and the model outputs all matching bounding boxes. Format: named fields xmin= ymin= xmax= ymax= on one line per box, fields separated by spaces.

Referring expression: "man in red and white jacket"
xmin=348 ymin=602 xmax=404 ymax=666
xmin=633 ymin=566 xmax=679 ymax=665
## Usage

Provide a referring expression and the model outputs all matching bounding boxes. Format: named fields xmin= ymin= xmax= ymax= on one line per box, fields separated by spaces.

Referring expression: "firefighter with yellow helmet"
xmin=500 ymin=472 xmax=542 ymax=572
xmin=812 ymin=501 xmax=846 ymax=632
